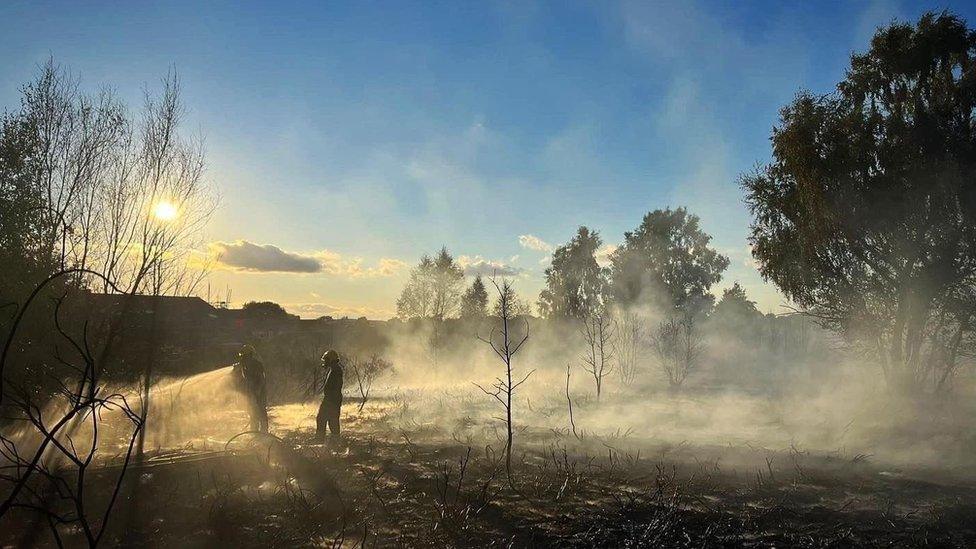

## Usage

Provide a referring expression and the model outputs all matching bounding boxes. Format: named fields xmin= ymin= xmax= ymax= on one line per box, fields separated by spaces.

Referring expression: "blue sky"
xmin=3 ymin=1 xmax=974 ymax=318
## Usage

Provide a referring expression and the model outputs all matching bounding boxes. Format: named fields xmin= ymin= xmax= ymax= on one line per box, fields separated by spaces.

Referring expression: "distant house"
xmin=82 ymin=292 xmax=303 ymax=373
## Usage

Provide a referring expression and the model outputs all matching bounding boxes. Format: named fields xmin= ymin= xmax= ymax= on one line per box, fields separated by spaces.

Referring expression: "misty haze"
xmin=1 ymin=2 xmax=975 ymax=548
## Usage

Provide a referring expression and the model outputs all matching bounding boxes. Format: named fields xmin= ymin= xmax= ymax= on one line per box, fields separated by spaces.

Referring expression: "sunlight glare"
xmin=152 ymin=200 xmax=179 ymax=221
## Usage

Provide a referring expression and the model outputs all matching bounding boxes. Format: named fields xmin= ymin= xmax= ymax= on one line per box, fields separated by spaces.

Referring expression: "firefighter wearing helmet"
xmin=316 ymin=350 xmax=344 ymax=440
xmin=233 ymin=344 xmax=268 ymax=433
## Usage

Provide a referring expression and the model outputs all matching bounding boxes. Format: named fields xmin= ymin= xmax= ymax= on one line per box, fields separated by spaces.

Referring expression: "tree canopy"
xmin=491 ymin=278 xmax=531 ymax=318
xmin=0 ymin=110 xmax=58 ymax=306
xmin=241 ymin=301 xmax=291 ymax=318
xmin=396 ymin=247 xmax=465 ymax=320
xmin=742 ymin=12 xmax=976 ymax=392
xmin=537 ymin=226 xmax=607 ymax=319
xmin=608 ymin=207 xmax=729 ymax=314
xmin=460 ymin=275 xmax=489 ymax=319
xmin=713 ymin=283 xmax=760 ymax=319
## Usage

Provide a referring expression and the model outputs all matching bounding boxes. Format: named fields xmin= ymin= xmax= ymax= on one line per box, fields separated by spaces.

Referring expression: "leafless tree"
xmin=18 ymin=59 xmax=215 ymax=296
xmin=613 ymin=309 xmax=644 ymax=385
xmin=12 ymin=61 xmax=216 ymax=468
xmin=650 ymin=315 xmax=703 ymax=388
xmin=580 ymin=306 xmax=615 ymax=400
xmin=0 ymin=270 xmax=143 ymax=546
xmin=565 ymin=364 xmax=581 ymax=440
xmin=351 ymin=355 xmax=393 ymax=412
xmin=475 ymin=277 xmax=532 ymax=481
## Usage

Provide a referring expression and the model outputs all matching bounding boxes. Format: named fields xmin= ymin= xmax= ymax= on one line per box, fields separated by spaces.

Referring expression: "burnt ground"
xmin=3 ymin=399 xmax=976 ymax=548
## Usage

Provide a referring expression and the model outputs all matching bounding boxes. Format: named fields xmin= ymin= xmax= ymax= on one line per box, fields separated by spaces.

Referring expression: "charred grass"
xmin=5 ymin=402 xmax=976 ymax=548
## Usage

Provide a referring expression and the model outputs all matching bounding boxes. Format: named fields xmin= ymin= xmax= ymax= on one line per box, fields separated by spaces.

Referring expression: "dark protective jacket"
xmin=322 ymin=363 xmax=343 ymax=400
xmin=238 ymin=356 xmax=267 ymax=398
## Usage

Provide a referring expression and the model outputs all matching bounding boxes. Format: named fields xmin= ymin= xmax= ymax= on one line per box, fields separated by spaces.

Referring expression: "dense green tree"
xmin=460 ymin=275 xmax=489 ymax=319
xmin=537 ymin=226 xmax=607 ymax=319
xmin=713 ymin=283 xmax=760 ymax=320
xmin=742 ymin=12 xmax=976 ymax=393
xmin=608 ymin=208 xmax=729 ymax=314
xmin=0 ymin=110 xmax=60 ymax=310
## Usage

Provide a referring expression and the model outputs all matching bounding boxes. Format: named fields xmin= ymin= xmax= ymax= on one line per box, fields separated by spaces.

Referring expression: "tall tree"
xmin=538 ymin=226 xmax=607 ymax=319
xmin=476 ymin=277 xmax=532 ymax=485
xmin=0 ymin=111 xmax=57 ymax=308
xmin=713 ymin=282 xmax=760 ymax=320
xmin=608 ymin=208 xmax=729 ymax=313
xmin=460 ymin=275 xmax=489 ymax=319
xmin=742 ymin=12 xmax=976 ymax=393
xmin=396 ymin=246 xmax=465 ymax=320
xmin=492 ymin=280 xmax=531 ymax=318
xmin=0 ymin=59 xmax=213 ymax=299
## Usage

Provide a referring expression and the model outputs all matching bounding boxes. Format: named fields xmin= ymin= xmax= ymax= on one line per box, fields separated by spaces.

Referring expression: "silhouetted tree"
xmin=350 ymin=354 xmax=393 ymax=412
xmin=0 ymin=110 xmax=58 ymax=308
xmin=241 ymin=301 xmax=291 ymax=318
xmin=713 ymin=282 xmax=761 ymax=320
xmin=396 ymin=247 xmax=465 ymax=321
xmin=0 ymin=61 xmax=214 ymax=466
xmin=0 ymin=59 xmax=212 ymax=298
xmin=476 ymin=277 xmax=532 ymax=483
xmin=491 ymin=280 xmax=531 ymax=318
xmin=742 ymin=12 xmax=976 ymax=393
xmin=538 ymin=226 xmax=607 ymax=319
xmin=608 ymin=208 xmax=729 ymax=315
xmin=460 ymin=275 xmax=489 ymax=319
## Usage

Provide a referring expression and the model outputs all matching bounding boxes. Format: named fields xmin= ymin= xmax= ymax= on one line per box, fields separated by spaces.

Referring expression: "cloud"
xmin=207 ymin=240 xmax=408 ymax=278
xmin=518 ymin=234 xmax=554 ymax=253
xmin=457 ymin=255 xmax=524 ymax=277
xmin=284 ymin=302 xmax=394 ymax=320
xmin=595 ymin=244 xmax=618 ymax=267
xmin=209 ymin=240 xmax=322 ymax=273
xmin=374 ymin=258 xmax=410 ymax=277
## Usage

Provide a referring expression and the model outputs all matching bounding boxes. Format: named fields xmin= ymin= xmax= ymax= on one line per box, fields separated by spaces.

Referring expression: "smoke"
xmin=9 ymin=302 xmax=972 ymax=478
xmin=359 ymin=298 xmax=976 ymax=476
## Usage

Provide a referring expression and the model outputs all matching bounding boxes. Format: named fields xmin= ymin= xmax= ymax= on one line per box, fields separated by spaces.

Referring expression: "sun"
xmin=152 ymin=200 xmax=179 ymax=221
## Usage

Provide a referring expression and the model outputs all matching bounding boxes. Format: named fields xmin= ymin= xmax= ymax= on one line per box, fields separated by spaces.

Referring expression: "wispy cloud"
xmin=284 ymin=302 xmax=394 ymax=320
xmin=518 ymin=234 xmax=554 ymax=253
xmin=595 ymin=244 xmax=617 ymax=267
xmin=457 ymin=255 xmax=523 ymax=277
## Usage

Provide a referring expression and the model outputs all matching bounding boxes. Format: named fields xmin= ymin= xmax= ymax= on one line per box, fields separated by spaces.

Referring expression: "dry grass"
xmin=4 ymin=396 xmax=976 ymax=547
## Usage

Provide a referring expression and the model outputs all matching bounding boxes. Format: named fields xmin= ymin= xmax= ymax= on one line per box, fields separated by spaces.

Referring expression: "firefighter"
xmin=316 ymin=350 xmax=344 ymax=440
xmin=234 ymin=344 xmax=268 ymax=433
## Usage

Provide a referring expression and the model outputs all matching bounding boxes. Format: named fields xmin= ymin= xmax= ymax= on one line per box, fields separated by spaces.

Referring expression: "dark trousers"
xmin=247 ymin=391 xmax=268 ymax=433
xmin=316 ymin=396 xmax=342 ymax=438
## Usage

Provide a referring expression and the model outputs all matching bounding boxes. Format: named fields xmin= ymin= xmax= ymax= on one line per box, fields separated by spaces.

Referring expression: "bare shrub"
xmin=0 ymin=270 xmax=143 ymax=546
xmin=350 ymin=355 xmax=393 ymax=412
xmin=613 ymin=310 xmax=644 ymax=385
xmin=650 ymin=315 xmax=703 ymax=388
xmin=580 ymin=306 xmax=615 ymax=400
